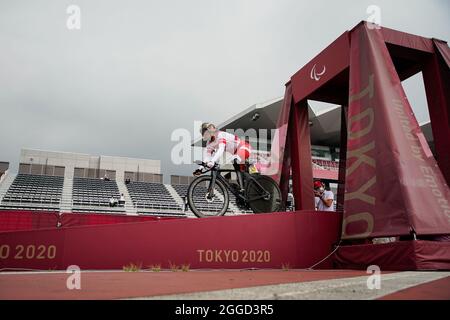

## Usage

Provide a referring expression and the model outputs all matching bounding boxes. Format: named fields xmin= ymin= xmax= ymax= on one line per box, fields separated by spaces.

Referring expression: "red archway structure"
xmin=270 ymin=21 xmax=450 ymax=270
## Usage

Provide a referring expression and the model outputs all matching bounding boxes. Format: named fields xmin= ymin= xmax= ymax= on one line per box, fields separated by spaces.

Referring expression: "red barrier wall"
xmin=0 ymin=210 xmax=180 ymax=232
xmin=0 ymin=212 xmax=341 ymax=270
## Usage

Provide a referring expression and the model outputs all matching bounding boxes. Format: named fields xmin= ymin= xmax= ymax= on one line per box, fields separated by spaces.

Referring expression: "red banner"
xmin=343 ymin=23 xmax=450 ymax=239
xmin=262 ymin=83 xmax=293 ymax=182
xmin=335 ymin=240 xmax=450 ymax=270
xmin=434 ymin=39 xmax=450 ymax=67
xmin=381 ymin=26 xmax=434 ymax=53
xmin=291 ymin=32 xmax=350 ymax=104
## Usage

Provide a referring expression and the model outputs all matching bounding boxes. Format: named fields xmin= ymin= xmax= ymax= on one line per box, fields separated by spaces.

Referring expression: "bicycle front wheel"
xmin=245 ymin=175 xmax=283 ymax=213
xmin=187 ymin=175 xmax=229 ymax=218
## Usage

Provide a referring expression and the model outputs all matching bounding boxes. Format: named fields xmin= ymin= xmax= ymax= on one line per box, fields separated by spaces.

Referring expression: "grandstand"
xmin=126 ymin=181 xmax=183 ymax=215
xmin=0 ymin=149 xmax=169 ymax=216
xmin=72 ymin=177 xmax=125 ymax=213
xmin=1 ymin=174 xmax=63 ymax=210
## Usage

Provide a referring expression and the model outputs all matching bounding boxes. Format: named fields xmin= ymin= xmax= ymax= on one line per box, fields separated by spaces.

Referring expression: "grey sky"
xmin=1 ymin=0 xmax=449 ymax=180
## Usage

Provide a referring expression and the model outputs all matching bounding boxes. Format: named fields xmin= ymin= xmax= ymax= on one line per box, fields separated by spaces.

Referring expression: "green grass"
xmin=123 ymin=262 xmax=142 ymax=272
xmin=181 ymin=264 xmax=190 ymax=272
xmin=281 ymin=263 xmax=291 ymax=271
xmin=148 ymin=264 xmax=161 ymax=272
xmin=169 ymin=261 xmax=180 ymax=272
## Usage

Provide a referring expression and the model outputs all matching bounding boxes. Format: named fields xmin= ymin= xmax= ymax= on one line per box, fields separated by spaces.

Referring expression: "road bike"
xmin=187 ymin=160 xmax=283 ymax=218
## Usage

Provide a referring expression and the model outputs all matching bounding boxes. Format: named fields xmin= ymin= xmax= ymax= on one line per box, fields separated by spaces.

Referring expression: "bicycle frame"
xmin=204 ymin=165 xmax=270 ymax=204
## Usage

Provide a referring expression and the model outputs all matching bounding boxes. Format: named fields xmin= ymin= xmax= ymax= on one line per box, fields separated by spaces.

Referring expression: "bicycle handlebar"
xmin=194 ymin=161 xmax=219 ymax=168
xmin=193 ymin=161 xmax=219 ymax=175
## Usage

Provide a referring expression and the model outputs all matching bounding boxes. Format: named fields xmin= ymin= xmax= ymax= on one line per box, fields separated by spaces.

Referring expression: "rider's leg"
xmin=234 ymin=144 xmax=251 ymax=192
xmin=233 ymin=158 xmax=245 ymax=192
xmin=236 ymin=144 xmax=251 ymax=171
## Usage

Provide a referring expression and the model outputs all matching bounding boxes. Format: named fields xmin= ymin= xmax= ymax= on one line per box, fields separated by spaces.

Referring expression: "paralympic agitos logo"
xmin=310 ymin=63 xmax=326 ymax=81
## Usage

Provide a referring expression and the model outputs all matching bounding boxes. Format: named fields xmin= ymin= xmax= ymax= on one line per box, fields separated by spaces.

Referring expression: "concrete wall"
xmin=19 ymin=149 xmax=161 ymax=180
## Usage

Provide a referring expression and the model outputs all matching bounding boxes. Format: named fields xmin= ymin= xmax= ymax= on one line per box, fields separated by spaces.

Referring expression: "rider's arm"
xmin=209 ymin=143 xmax=225 ymax=164
xmin=203 ymin=145 xmax=214 ymax=163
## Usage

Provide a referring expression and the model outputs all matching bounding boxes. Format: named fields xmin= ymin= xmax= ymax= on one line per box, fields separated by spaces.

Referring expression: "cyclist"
xmin=193 ymin=122 xmax=252 ymax=192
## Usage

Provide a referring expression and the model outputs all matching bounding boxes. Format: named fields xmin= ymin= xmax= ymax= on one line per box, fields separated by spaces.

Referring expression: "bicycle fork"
xmin=206 ymin=170 xmax=218 ymax=199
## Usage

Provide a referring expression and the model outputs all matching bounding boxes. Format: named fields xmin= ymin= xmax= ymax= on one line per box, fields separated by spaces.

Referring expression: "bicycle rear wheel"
xmin=187 ymin=175 xmax=229 ymax=218
xmin=245 ymin=175 xmax=283 ymax=213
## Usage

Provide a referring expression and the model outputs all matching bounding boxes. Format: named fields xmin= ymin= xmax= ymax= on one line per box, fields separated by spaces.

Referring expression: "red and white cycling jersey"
xmin=204 ymin=130 xmax=251 ymax=164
